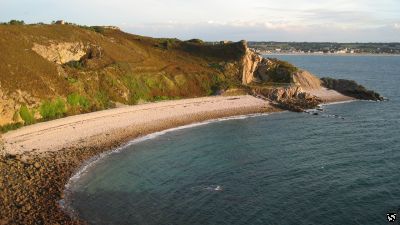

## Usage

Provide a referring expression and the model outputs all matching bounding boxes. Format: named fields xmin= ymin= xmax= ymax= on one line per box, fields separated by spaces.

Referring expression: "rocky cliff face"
xmin=253 ymin=86 xmax=322 ymax=112
xmin=240 ymin=46 xmax=323 ymax=111
xmin=240 ymin=45 xmax=263 ymax=84
xmin=0 ymin=88 xmax=40 ymax=125
xmin=293 ymin=70 xmax=322 ymax=90
xmin=239 ymin=46 xmax=384 ymax=112
xmin=240 ymin=47 xmax=297 ymax=85
xmin=32 ymin=42 xmax=87 ymax=64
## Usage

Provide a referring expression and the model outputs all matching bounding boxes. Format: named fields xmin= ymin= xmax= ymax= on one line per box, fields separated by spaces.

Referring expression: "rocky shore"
xmin=321 ymin=77 xmax=384 ymax=101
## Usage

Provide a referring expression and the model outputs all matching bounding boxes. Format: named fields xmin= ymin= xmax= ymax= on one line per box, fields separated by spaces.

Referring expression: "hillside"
xmin=0 ymin=23 xmax=383 ymax=130
xmin=0 ymin=24 xmax=249 ymax=127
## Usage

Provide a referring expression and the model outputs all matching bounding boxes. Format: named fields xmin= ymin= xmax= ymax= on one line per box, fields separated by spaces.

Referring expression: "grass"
xmin=39 ymin=98 xmax=66 ymax=121
xmin=19 ymin=105 xmax=36 ymax=125
xmin=67 ymin=93 xmax=90 ymax=110
xmin=0 ymin=123 xmax=23 ymax=133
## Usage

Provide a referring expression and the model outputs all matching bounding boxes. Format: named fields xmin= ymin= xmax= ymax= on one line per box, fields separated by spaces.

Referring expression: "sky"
xmin=1 ymin=0 xmax=400 ymax=42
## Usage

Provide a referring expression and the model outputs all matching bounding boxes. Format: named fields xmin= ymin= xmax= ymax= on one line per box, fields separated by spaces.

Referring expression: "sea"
xmin=65 ymin=55 xmax=400 ymax=225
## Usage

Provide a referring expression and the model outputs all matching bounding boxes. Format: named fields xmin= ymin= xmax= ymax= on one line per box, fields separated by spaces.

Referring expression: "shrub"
xmin=95 ymin=91 xmax=113 ymax=109
xmin=19 ymin=105 xmax=36 ymax=125
xmin=0 ymin=122 xmax=23 ymax=133
xmin=65 ymin=60 xmax=84 ymax=69
xmin=266 ymin=58 xmax=298 ymax=83
xmin=8 ymin=20 xmax=25 ymax=25
xmin=209 ymin=63 xmax=225 ymax=72
xmin=186 ymin=39 xmax=204 ymax=44
xmin=67 ymin=93 xmax=91 ymax=111
xmin=66 ymin=76 xmax=78 ymax=84
xmin=91 ymin=26 xmax=105 ymax=33
xmin=39 ymin=98 xmax=66 ymax=120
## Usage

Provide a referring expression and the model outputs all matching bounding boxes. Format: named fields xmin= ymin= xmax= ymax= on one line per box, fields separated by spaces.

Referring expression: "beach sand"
xmin=309 ymin=87 xmax=354 ymax=103
xmin=2 ymin=95 xmax=276 ymax=155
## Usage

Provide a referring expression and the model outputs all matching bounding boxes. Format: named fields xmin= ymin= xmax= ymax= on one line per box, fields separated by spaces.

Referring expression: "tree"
xmin=8 ymin=20 xmax=25 ymax=25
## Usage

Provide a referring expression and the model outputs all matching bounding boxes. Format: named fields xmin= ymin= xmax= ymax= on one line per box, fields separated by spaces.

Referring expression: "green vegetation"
xmin=67 ymin=93 xmax=91 ymax=112
xmin=39 ymin=98 xmax=66 ymax=121
xmin=209 ymin=63 xmax=225 ymax=72
xmin=77 ymin=25 xmax=106 ymax=34
xmin=94 ymin=91 xmax=114 ymax=109
xmin=19 ymin=105 xmax=36 ymax=125
xmin=186 ymin=39 xmax=205 ymax=44
xmin=0 ymin=123 xmax=23 ymax=133
xmin=266 ymin=58 xmax=297 ymax=83
xmin=4 ymin=20 xmax=25 ymax=25
xmin=64 ymin=60 xmax=84 ymax=69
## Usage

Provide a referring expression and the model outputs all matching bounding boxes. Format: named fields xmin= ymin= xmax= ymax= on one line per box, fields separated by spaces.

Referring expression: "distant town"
xmin=247 ymin=42 xmax=400 ymax=55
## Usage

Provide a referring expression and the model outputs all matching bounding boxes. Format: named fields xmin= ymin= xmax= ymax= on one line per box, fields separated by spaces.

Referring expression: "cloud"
xmin=124 ymin=20 xmax=400 ymax=42
xmin=2 ymin=0 xmax=399 ymax=41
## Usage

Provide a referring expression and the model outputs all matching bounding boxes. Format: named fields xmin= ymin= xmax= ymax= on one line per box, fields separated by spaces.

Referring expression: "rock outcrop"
xmin=321 ymin=77 xmax=384 ymax=101
xmin=240 ymin=46 xmax=383 ymax=112
xmin=293 ymin=70 xmax=322 ymax=90
xmin=253 ymin=86 xmax=322 ymax=112
xmin=0 ymin=87 xmax=40 ymax=126
xmin=240 ymin=45 xmax=263 ymax=84
xmin=32 ymin=42 xmax=87 ymax=64
xmin=240 ymin=47 xmax=297 ymax=85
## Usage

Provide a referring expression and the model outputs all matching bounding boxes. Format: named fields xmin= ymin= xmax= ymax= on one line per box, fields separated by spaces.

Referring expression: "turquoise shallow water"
xmin=67 ymin=55 xmax=400 ymax=225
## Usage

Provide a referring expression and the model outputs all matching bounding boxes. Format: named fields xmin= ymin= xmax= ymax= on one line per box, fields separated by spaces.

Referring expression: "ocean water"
xmin=66 ymin=55 xmax=400 ymax=225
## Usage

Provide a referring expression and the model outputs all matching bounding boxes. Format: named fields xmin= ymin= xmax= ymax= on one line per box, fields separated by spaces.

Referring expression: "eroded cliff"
xmin=239 ymin=44 xmax=383 ymax=111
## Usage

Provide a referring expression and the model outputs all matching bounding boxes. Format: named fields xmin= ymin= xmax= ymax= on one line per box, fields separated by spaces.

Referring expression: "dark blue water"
xmin=67 ymin=55 xmax=400 ymax=225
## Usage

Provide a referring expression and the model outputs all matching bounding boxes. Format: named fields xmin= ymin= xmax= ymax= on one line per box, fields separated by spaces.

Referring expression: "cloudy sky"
xmin=1 ymin=0 xmax=399 ymax=42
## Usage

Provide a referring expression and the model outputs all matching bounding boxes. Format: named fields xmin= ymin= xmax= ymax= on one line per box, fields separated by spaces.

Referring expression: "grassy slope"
xmin=0 ymin=24 xmax=247 ymax=127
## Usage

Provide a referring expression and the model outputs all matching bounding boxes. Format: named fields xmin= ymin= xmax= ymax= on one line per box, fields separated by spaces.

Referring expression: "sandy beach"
xmin=1 ymin=89 xmax=351 ymax=156
xmin=2 ymin=95 xmax=276 ymax=156
xmin=308 ymin=87 xmax=354 ymax=103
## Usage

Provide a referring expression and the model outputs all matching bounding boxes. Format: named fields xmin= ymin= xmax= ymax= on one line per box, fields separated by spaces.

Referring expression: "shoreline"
xmin=0 ymin=92 xmax=351 ymax=224
xmin=0 ymin=95 xmax=279 ymax=224
xmin=2 ymin=95 xmax=276 ymax=155
xmin=61 ymin=112 xmax=276 ymax=219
